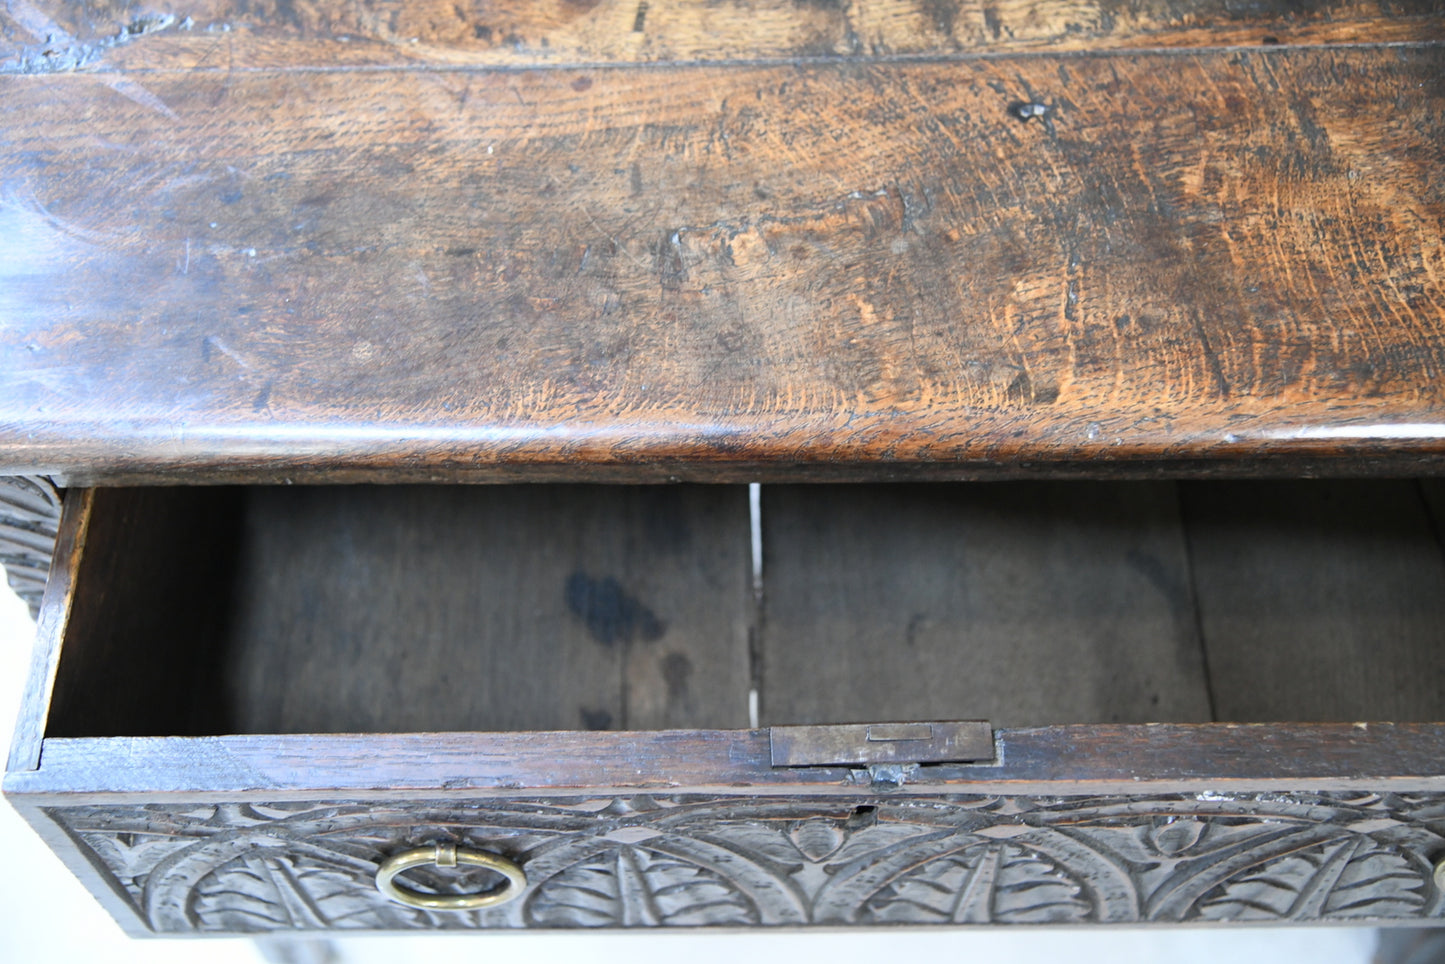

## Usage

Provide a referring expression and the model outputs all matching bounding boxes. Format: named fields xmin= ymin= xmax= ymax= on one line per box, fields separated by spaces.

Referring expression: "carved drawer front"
xmin=47 ymin=793 xmax=1445 ymax=933
xmin=7 ymin=481 xmax=1445 ymax=934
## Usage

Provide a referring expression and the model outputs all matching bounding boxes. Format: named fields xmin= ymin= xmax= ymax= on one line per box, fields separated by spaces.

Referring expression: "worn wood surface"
xmin=1182 ymin=481 xmax=1445 ymax=723
xmin=41 ymin=486 xmax=752 ymax=735
xmin=11 ymin=724 xmax=1445 ymax=800
xmin=759 ymin=483 xmax=1212 ymax=727
xmin=4 ymin=0 xmax=1441 ymax=73
xmin=4 ymin=486 xmax=88 ymax=771
xmin=0 ymin=39 xmax=1442 ymax=481
xmin=220 ymin=486 xmax=751 ymax=733
xmin=31 ymin=480 xmax=1445 ymax=737
xmin=43 ymin=488 xmax=246 ymax=740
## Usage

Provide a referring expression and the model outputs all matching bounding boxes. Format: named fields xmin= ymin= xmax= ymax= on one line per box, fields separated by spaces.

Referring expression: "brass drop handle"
xmin=375 ymin=842 xmax=526 ymax=910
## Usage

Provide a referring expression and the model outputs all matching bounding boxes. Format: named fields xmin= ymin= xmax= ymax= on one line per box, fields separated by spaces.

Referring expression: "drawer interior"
xmin=43 ymin=481 xmax=1445 ymax=738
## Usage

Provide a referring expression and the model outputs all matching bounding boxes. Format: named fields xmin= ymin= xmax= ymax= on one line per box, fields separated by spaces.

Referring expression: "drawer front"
xmin=49 ymin=792 xmax=1445 ymax=933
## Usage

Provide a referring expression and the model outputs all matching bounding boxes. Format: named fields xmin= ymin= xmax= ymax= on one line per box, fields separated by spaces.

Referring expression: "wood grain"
xmin=43 ymin=488 xmax=246 ymax=740
xmin=33 ymin=480 xmax=1445 ymax=738
xmin=4 ymin=486 xmax=89 ymax=771
xmin=10 ymin=724 xmax=1445 ymax=800
xmin=1182 ymin=481 xmax=1445 ymax=723
xmin=4 ymin=0 xmax=1440 ymax=74
xmin=0 ymin=43 xmax=1442 ymax=481
xmin=218 ymin=486 xmax=751 ymax=733
xmin=759 ymin=482 xmax=1212 ymax=727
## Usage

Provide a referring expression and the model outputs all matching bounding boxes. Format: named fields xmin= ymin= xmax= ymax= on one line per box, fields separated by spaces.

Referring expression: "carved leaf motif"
xmin=191 ymin=852 xmax=420 ymax=932
xmin=788 ymin=819 xmax=846 ymax=862
xmin=526 ymin=845 xmax=758 ymax=928
xmin=0 ymin=475 xmax=60 ymax=617
xmin=1147 ymin=818 xmax=1208 ymax=857
xmin=862 ymin=842 xmax=1091 ymax=924
xmin=75 ymin=832 xmax=197 ymax=903
xmin=1195 ymin=837 xmax=1428 ymax=922
xmin=45 ymin=792 xmax=1445 ymax=932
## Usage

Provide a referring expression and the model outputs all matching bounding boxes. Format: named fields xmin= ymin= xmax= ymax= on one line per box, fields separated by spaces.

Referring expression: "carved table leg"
xmin=0 ymin=477 xmax=62 ymax=619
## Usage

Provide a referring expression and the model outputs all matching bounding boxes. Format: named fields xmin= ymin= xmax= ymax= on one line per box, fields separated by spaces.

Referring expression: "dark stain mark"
xmin=474 ymin=24 xmax=493 ymax=41
xmin=1125 ymin=549 xmax=1189 ymax=614
xmin=571 ymin=76 xmax=593 ymax=92
xmin=1004 ymin=371 xmax=1060 ymax=405
xmin=1008 ymin=101 xmax=1049 ymax=122
xmin=580 ymin=707 xmax=614 ymax=730
xmin=632 ymin=1 xmax=649 ymax=32
xmin=793 ymin=0 xmax=845 ymax=9
xmin=444 ymin=246 xmax=476 ymax=257
xmin=1191 ymin=313 xmax=1232 ymax=399
xmin=716 ymin=325 xmax=748 ymax=352
xmin=219 ymin=189 xmax=244 ymax=205
xmin=251 ymin=383 xmax=272 ymax=412
xmin=125 ymin=14 xmax=173 ymax=35
xmin=1288 ymin=95 xmax=1329 ymax=150
xmin=904 ymin=612 xmax=925 ymax=647
xmin=919 ymin=0 xmax=959 ymax=35
xmin=1261 ymin=35 xmax=1281 ymax=44
xmin=630 ymin=162 xmax=644 ymax=196
xmin=565 ymin=571 xmax=665 ymax=646
xmin=661 ymin=653 xmax=692 ymax=703
xmin=982 ymin=4 xmax=1002 ymax=39
xmin=655 ymin=230 xmax=688 ymax=289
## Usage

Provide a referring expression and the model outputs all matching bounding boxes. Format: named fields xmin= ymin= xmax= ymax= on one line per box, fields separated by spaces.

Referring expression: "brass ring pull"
xmin=375 ymin=843 xmax=526 ymax=910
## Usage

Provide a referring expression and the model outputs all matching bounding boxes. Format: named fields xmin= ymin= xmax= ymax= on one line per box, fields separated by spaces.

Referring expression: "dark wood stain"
xmin=1181 ymin=480 xmax=1445 ymax=723
xmin=0 ymin=41 xmax=1441 ymax=480
xmin=2 ymin=0 xmax=1438 ymax=71
xmin=13 ymin=723 xmax=1445 ymax=798
xmin=42 ymin=486 xmax=753 ymax=735
xmin=36 ymin=479 xmax=1445 ymax=743
xmin=758 ymin=482 xmax=1213 ymax=727
xmin=4 ymin=0 xmax=1445 ymax=935
xmin=44 ymin=489 xmax=245 ymax=740
xmin=12 ymin=476 xmax=1445 ymax=934
xmin=564 ymin=571 xmax=666 ymax=646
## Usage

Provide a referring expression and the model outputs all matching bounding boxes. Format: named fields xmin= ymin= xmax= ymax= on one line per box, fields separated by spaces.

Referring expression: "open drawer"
xmin=6 ymin=481 xmax=1445 ymax=933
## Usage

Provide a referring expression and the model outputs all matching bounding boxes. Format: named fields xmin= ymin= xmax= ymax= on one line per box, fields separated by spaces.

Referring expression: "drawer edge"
xmin=8 ymin=723 xmax=1445 ymax=803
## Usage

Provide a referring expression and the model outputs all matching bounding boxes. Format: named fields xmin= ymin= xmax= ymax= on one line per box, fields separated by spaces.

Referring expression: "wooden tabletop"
xmin=1 ymin=0 xmax=1443 ymax=483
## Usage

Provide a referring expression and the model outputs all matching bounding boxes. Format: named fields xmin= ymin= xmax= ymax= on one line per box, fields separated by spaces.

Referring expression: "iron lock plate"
xmin=768 ymin=721 xmax=994 ymax=767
